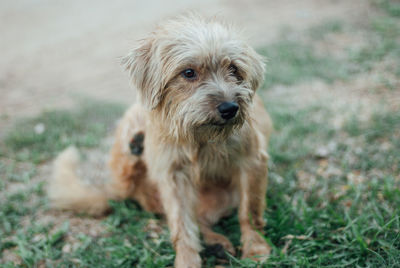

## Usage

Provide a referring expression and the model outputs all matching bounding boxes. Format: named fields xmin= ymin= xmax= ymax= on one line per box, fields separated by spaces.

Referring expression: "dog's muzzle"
xmin=217 ymin=102 xmax=239 ymax=120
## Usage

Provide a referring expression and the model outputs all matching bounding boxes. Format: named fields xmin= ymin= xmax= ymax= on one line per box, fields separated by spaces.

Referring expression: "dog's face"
xmin=124 ymin=15 xmax=265 ymax=143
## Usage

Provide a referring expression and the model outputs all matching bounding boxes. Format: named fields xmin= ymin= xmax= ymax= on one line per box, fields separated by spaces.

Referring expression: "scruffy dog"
xmin=49 ymin=14 xmax=272 ymax=267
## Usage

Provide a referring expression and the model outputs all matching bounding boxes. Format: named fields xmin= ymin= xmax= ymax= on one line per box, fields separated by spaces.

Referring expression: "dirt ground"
xmin=0 ymin=0 xmax=370 ymax=127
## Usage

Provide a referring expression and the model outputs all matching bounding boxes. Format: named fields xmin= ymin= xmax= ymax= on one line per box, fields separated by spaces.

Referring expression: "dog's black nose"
xmin=218 ymin=102 xmax=239 ymax=120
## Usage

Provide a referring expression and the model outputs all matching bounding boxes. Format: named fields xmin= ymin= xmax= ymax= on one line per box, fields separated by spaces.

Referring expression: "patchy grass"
xmin=350 ymin=16 xmax=400 ymax=74
xmin=261 ymin=1 xmax=400 ymax=89
xmin=260 ymin=40 xmax=350 ymax=89
xmin=342 ymin=110 xmax=400 ymax=172
xmin=58 ymin=201 xmax=175 ymax=267
xmin=373 ymin=0 xmax=400 ymax=17
xmin=261 ymin=101 xmax=400 ymax=267
xmin=0 ymin=177 xmax=47 ymax=250
xmin=308 ymin=19 xmax=344 ymax=40
xmin=1 ymin=100 xmax=125 ymax=163
xmin=2 ymin=221 xmax=69 ymax=267
xmin=1 ymin=2 xmax=400 ymax=267
xmin=2 ymin=101 xmax=399 ymax=267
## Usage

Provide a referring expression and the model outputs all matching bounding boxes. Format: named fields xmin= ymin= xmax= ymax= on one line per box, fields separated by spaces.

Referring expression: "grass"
xmin=2 ymin=103 xmax=399 ymax=267
xmin=261 ymin=3 xmax=400 ymax=89
xmin=350 ymin=16 xmax=400 ymax=74
xmin=1 ymin=1 xmax=400 ymax=267
xmin=342 ymin=110 xmax=400 ymax=172
xmin=1 ymin=99 xmax=125 ymax=163
xmin=308 ymin=20 xmax=343 ymax=40
xmin=373 ymin=0 xmax=400 ymax=17
xmin=262 ymin=102 xmax=400 ymax=267
xmin=260 ymin=40 xmax=350 ymax=89
xmin=58 ymin=201 xmax=176 ymax=267
xmin=0 ymin=179 xmax=47 ymax=251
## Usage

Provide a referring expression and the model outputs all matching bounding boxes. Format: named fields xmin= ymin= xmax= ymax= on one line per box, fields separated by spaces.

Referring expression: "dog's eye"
xmin=229 ymin=64 xmax=242 ymax=81
xmin=182 ymin=69 xmax=197 ymax=80
xmin=229 ymin=64 xmax=238 ymax=74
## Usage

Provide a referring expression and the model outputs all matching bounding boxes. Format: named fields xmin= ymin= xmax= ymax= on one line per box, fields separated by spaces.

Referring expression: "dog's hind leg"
xmin=109 ymin=138 xmax=163 ymax=214
xmin=108 ymin=104 xmax=163 ymax=213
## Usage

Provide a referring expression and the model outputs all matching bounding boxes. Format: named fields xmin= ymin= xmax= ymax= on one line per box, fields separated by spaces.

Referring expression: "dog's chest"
xmin=195 ymin=136 xmax=244 ymax=181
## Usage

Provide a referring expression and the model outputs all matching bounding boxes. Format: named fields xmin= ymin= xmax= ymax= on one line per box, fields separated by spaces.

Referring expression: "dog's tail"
xmin=48 ymin=146 xmax=110 ymax=216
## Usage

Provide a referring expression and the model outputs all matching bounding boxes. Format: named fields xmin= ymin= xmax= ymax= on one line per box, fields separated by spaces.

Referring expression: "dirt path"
xmin=0 ymin=0 xmax=370 ymax=125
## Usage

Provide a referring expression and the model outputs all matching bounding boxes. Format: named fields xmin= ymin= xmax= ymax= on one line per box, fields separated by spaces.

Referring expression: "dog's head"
xmin=123 ymin=15 xmax=265 ymax=143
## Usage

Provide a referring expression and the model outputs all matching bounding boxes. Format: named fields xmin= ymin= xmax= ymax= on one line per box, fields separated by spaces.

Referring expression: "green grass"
xmin=349 ymin=16 xmax=400 ymax=74
xmin=2 ymin=102 xmax=399 ymax=267
xmin=0 ymin=180 xmax=46 ymax=247
xmin=261 ymin=1 xmax=400 ymax=89
xmin=261 ymin=102 xmax=400 ymax=267
xmin=308 ymin=19 xmax=343 ymax=40
xmin=58 ymin=201 xmax=175 ymax=267
xmin=1 ymin=2 xmax=400 ymax=267
xmin=260 ymin=40 xmax=350 ymax=89
xmin=342 ymin=110 xmax=400 ymax=172
xmin=1 ymin=99 xmax=125 ymax=163
xmin=373 ymin=0 xmax=400 ymax=17
xmin=2 ymin=221 xmax=69 ymax=267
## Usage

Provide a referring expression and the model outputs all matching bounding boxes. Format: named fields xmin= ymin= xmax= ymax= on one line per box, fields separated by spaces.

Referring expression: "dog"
xmin=49 ymin=14 xmax=272 ymax=267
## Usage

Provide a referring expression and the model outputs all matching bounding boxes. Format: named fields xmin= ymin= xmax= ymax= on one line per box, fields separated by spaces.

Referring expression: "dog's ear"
xmin=122 ymin=37 xmax=163 ymax=109
xmin=245 ymin=48 xmax=266 ymax=91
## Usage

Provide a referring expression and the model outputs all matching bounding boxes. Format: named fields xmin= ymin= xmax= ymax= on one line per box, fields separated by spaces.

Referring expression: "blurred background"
xmin=1 ymin=0 xmax=399 ymax=267
xmin=0 ymin=0 xmax=373 ymax=124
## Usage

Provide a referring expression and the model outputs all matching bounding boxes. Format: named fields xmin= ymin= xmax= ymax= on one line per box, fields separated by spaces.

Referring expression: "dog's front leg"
xmin=159 ymin=168 xmax=201 ymax=268
xmin=238 ymin=152 xmax=271 ymax=261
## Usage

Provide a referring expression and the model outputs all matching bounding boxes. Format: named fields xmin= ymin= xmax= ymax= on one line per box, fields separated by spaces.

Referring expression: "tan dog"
xmin=49 ymin=14 xmax=272 ymax=267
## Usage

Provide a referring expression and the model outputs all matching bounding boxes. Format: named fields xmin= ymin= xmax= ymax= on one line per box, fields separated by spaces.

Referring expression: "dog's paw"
xmin=241 ymin=231 xmax=271 ymax=262
xmin=203 ymin=232 xmax=235 ymax=257
xmin=175 ymin=250 xmax=201 ymax=268
xmin=202 ymin=241 xmax=236 ymax=260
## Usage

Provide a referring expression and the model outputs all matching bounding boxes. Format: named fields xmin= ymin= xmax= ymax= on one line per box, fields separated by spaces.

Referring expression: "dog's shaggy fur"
xmin=49 ymin=14 xmax=272 ymax=267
